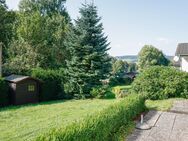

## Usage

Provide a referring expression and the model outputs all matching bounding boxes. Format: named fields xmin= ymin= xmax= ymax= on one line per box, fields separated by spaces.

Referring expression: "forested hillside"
xmin=116 ymin=55 xmax=173 ymax=63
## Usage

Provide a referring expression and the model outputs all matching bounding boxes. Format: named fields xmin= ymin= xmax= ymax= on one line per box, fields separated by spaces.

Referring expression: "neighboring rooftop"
xmin=175 ymin=43 xmax=188 ymax=56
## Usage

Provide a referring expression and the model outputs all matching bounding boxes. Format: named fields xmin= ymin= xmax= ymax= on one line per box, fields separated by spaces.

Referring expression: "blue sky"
xmin=6 ymin=0 xmax=188 ymax=56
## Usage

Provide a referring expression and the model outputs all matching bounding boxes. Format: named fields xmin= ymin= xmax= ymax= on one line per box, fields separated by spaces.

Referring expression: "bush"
xmin=132 ymin=66 xmax=188 ymax=100
xmin=90 ymin=86 xmax=115 ymax=99
xmin=0 ymin=78 xmax=9 ymax=107
xmin=104 ymin=90 xmax=116 ymax=99
xmin=31 ymin=68 xmax=64 ymax=102
xmin=36 ymin=94 xmax=145 ymax=141
xmin=90 ymin=86 xmax=106 ymax=98
xmin=112 ymin=86 xmax=132 ymax=98
xmin=109 ymin=76 xmax=133 ymax=86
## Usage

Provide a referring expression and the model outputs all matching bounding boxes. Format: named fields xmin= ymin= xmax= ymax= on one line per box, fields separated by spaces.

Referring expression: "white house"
xmin=174 ymin=43 xmax=188 ymax=72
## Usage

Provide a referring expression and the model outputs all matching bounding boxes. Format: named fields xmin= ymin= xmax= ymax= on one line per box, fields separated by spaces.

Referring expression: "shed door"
xmin=15 ymin=80 xmax=38 ymax=105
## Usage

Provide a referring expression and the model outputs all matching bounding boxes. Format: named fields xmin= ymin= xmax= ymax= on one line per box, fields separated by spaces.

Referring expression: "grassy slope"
xmin=0 ymin=99 xmax=119 ymax=141
xmin=145 ymin=98 xmax=184 ymax=111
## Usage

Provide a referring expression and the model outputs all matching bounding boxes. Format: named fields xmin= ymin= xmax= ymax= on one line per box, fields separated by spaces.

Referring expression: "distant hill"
xmin=116 ymin=55 xmax=174 ymax=63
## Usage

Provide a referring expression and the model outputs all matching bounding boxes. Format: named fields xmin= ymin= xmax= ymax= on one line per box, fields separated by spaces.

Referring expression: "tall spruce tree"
xmin=65 ymin=3 xmax=111 ymax=98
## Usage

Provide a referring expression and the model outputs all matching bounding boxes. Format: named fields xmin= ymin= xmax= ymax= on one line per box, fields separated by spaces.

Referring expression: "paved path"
xmin=127 ymin=100 xmax=188 ymax=141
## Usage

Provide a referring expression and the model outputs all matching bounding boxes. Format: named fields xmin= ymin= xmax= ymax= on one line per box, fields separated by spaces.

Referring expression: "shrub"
xmin=104 ymin=90 xmax=116 ymax=99
xmin=109 ymin=76 xmax=133 ymax=86
xmin=0 ymin=78 xmax=9 ymax=106
xmin=36 ymin=94 xmax=145 ymax=141
xmin=31 ymin=68 xmax=64 ymax=102
xmin=132 ymin=66 xmax=188 ymax=100
xmin=112 ymin=86 xmax=132 ymax=98
xmin=90 ymin=86 xmax=115 ymax=99
xmin=90 ymin=86 xmax=106 ymax=98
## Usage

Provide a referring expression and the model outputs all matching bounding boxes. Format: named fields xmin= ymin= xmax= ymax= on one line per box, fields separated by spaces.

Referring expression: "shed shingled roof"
xmin=5 ymin=74 xmax=39 ymax=83
xmin=175 ymin=43 xmax=188 ymax=56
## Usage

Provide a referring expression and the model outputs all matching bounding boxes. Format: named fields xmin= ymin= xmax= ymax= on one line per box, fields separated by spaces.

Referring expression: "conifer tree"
xmin=65 ymin=3 xmax=111 ymax=98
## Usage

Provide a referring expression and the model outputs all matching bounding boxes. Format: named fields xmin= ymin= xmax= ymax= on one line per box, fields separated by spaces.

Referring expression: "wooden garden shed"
xmin=5 ymin=75 xmax=40 ymax=105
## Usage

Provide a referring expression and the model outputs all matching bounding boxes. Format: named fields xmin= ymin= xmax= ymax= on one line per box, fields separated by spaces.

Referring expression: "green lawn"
xmin=0 ymin=99 xmax=120 ymax=141
xmin=113 ymin=85 xmax=132 ymax=90
xmin=145 ymin=98 xmax=185 ymax=111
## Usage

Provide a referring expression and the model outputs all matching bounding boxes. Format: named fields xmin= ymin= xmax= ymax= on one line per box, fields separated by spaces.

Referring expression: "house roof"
xmin=5 ymin=74 xmax=40 ymax=83
xmin=123 ymin=72 xmax=138 ymax=79
xmin=175 ymin=43 xmax=188 ymax=56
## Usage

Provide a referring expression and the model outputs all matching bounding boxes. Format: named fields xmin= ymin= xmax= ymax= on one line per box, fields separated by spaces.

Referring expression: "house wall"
xmin=181 ymin=57 xmax=188 ymax=72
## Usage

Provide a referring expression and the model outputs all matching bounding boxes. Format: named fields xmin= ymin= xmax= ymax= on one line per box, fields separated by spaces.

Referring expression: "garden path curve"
xmin=127 ymin=100 xmax=188 ymax=141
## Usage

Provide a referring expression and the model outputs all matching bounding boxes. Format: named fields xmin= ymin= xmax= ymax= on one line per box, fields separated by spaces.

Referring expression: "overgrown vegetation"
xmin=36 ymin=95 xmax=145 ymax=141
xmin=132 ymin=66 xmax=188 ymax=100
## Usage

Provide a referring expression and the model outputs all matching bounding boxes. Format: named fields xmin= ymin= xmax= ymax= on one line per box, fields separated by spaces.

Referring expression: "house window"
xmin=28 ymin=85 xmax=35 ymax=92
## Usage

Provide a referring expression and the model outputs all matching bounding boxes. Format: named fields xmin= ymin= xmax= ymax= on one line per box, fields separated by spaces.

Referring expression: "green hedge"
xmin=0 ymin=77 xmax=9 ymax=106
xmin=36 ymin=94 xmax=145 ymax=141
xmin=31 ymin=68 xmax=64 ymax=102
xmin=132 ymin=66 xmax=188 ymax=100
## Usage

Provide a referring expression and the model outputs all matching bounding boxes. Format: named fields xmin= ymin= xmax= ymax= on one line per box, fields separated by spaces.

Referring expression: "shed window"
xmin=28 ymin=85 xmax=35 ymax=92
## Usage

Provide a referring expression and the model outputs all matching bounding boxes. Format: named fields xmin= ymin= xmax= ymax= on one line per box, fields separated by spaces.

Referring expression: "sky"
xmin=6 ymin=0 xmax=188 ymax=56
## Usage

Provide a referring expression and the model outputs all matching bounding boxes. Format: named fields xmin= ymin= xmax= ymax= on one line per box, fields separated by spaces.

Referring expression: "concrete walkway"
xmin=127 ymin=101 xmax=188 ymax=141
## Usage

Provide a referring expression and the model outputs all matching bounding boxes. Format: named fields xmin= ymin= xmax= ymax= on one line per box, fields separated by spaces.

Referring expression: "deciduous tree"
xmin=0 ymin=0 xmax=16 ymax=58
xmin=15 ymin=0 xmax=70 ymax=68
xmin=4 ymin=40 xmax=41 ymax=75
xmin=138 ymin=45 xmax=170 ymax=70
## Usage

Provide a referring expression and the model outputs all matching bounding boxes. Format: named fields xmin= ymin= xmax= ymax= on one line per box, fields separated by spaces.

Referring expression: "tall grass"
xmin=36 ymin=94 xmax=145 ymax=141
